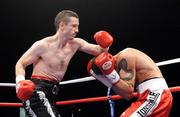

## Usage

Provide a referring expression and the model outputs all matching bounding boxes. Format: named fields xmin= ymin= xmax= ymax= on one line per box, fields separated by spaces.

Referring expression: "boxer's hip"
xmin=30 ymin=75 xmax=59 ymax=97
xmin=136 ymin=77 xmax=169 ymax=94
xmin=31 ymin=75 xmax=59 ymax=84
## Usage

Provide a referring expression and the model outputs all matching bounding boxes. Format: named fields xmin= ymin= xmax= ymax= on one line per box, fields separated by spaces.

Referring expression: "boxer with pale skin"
xmin=15 ymin=10 xmax=113 ymax=117
xmin=88 ymin=44 xmax=173 ymax=117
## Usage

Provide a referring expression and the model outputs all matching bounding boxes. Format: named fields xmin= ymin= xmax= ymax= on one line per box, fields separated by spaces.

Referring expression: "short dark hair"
xmin=54 ymin=10 xmax=79 ymax=30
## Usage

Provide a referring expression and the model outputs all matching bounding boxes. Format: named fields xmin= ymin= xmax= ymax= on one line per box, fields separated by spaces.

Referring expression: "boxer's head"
xmin=54 ymin=10 xmax=79 ymax=32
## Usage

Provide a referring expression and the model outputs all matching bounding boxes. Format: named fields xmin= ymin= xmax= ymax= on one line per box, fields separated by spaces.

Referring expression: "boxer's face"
xmin=63 ymin=17 xmax=79 ymax=39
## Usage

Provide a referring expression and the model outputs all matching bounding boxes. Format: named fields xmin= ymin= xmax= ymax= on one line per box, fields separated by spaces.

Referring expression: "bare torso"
xmin=32 ymin=36 xmax=80 ymax=82
xmin=115 ymin=48 xmax=163 ymax=84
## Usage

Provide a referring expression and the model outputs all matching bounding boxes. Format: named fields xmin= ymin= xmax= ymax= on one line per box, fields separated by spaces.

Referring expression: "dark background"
xmin=1 ymin=0 xmax=179 ymax=116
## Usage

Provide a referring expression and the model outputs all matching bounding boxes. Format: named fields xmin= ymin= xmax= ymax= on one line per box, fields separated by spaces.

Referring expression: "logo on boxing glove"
xmin=102 ymin=61 xmax=112 ymax=70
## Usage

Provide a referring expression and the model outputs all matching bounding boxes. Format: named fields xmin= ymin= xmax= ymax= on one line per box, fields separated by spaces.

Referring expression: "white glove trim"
xmin=90 ymin=69 xmax=112 ymax=87
xmin=105 ymin=70 xmax=120 ymax=84
xmin=16 ymin=75 xmax=25 ymax=84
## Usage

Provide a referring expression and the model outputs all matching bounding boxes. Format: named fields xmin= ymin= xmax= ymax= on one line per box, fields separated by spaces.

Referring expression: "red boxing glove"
xmin=16 ymin=80 xmax=35 ymax=101
xmin=87 ymin=58 xmax=102 ymax=75
xmin=87 ymin=58 xmax=114 ymax=87
xmin=94 ymin=52 xmax=120 ymax=84
xmin=87 ymin=59 xmax=93 ymax=75
xmin=87 ymin=52 xmax=120 ymax=87
xmin=94 ymin=31 xmax=113 ymax=48
xmin=94 ymin=52 xmax=115 ymax=74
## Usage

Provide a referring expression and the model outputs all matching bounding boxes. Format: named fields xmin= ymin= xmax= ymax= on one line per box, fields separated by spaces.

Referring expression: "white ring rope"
xmin=0 ymin=58 xmax=180 ymax=87
xmin=155 ymin=58 xmax=180 ymax=66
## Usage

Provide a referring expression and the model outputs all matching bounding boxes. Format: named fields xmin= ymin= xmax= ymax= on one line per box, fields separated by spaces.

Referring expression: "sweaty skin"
xmin=15 ymin=17 xmax=105 ymax=82
xmin=112 ymin=48 xmax=163 ymax=99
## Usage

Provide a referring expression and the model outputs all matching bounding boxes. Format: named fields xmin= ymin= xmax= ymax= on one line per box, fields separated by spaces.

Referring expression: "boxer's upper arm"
xmin=119 ymin=57 xmax=136 ymax=90
xmin=17 ymin=41 xmax=44 ymax=67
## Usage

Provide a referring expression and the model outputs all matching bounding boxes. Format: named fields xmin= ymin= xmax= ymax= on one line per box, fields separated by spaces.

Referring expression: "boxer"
xmin=15 ymin=10 xmax=113 ymax=117
xmin=88 ymin=48 xmax=173 ymax=117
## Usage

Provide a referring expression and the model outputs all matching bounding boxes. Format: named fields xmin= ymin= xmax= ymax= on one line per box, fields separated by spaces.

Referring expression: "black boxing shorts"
xmin=22 ymin=76 xmax=61 ymax=117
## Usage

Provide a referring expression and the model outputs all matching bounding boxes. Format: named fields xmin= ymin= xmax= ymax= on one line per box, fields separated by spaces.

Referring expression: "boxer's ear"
xmin=59 ymin=21 xmax=65 ymax=31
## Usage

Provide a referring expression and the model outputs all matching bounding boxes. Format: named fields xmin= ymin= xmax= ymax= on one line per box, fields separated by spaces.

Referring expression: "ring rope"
xmin=0 ymin=58 xmax=180 ymax=87
xmin=0 ymin=86 xmax=179 ymax=107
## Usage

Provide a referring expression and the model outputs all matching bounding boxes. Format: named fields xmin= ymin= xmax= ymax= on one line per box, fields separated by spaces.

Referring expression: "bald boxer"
xmin=15 ymin=10 xmax=113 ymax=117
xmin=88 ymin=48 xmax=173 ymax=117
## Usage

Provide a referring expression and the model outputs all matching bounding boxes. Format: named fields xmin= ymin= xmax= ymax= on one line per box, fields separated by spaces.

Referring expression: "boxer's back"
xmin=115 ymin=48 xmax=163 ymax=84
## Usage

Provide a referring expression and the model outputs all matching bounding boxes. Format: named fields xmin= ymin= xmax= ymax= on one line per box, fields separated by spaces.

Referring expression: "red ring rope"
xmin=0 ymin=86 xmax=179 ymax=107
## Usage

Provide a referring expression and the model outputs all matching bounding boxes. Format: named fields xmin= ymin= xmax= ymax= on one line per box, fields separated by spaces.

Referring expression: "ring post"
xmin=20 ymin=107 xmax=26 ymax=117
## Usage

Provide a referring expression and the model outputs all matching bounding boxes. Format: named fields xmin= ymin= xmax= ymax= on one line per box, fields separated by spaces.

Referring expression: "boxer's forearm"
xmin=112 ymin=79 xmax=134 ymax=100
xmin=15 ymin=62 xmax=26 ymax=77
xmin=85 ymin=44 xmax=108 ymax=56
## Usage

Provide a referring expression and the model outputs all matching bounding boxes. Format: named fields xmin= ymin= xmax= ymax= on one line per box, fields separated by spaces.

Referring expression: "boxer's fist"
xmin=87 ymin=58 xmax=102 ymax=75
xmin=87 ymin=59 xmax=93 ymax=75
xmin=87 ymin=58 xmax=113 ymax=87
xmin=87 ymin=52 xmax=120 ymax=87
xmin=94 ymin=31 xmax=113 ymax=48
xmin=94 ymin=52 xmax=115 ymax=74
xmin=93 ymin=52 xmax=120 ymax=84
xmin=16 ymin=80 xmax=35 ymax=101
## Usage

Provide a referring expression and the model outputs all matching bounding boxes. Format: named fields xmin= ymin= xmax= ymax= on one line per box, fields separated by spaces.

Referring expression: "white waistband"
xmin=136 ymin=78 xmax=169 ymax=94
